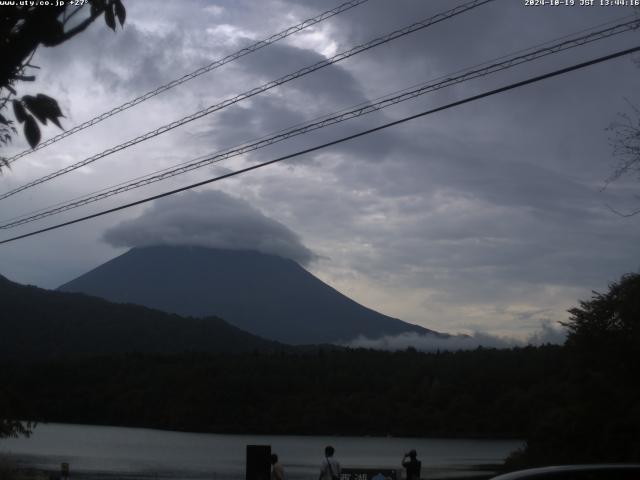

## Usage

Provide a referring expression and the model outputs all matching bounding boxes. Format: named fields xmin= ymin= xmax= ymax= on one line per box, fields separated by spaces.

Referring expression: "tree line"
xmin=1 ymin=273 xmax=638 ymax=469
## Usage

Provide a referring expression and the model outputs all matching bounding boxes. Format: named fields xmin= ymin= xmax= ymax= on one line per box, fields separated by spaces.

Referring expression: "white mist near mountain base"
xmin=347 ymin=321 xmax=566 ymax=352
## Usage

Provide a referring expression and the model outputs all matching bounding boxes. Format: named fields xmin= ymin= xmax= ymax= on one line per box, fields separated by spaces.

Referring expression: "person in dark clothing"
xmin=402 ymin=450 xmax=421 ymax=480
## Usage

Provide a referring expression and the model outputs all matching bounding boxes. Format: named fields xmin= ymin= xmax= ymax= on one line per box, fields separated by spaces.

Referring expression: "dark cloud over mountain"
xmin=102 ymin=190 xmax=317 ymax=266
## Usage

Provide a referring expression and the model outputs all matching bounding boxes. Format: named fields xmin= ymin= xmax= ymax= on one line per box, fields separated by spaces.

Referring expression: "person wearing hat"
xmin=402 ymin=450 xmax=421 ymax=480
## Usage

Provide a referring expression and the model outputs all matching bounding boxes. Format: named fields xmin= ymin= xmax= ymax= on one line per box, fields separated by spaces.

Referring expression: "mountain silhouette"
xmin=59 ymin=246 xmax=439 ymax=344
xmin=0 ymin=273 xmax=281 ymax=360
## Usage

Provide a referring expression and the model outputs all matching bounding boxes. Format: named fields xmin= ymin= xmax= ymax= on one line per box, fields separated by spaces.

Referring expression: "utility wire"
xmin=1 ymin=45 xmax=638 ymax=246
xmin=2 ymin=17 xmax=638 ymax=230
xmin=2 ymin=14 xmax=636 ymax=226
xmin=4 ymin=0 xmax=370 ymax=165
xmin=0 ymin=0 xmax=495 ymax=202
xmin=352 ymin=12 xmax=638 ymax=110
xmin=3 ymin=16 xmax=635 ymax=227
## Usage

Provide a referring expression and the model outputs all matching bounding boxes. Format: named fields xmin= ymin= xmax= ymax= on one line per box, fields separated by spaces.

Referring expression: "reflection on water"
xmin=0 ymin=424 xmax=522 ymax=480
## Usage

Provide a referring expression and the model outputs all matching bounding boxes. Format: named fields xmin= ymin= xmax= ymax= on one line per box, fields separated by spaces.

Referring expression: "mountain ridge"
xmin=0 ymin=273 xmax=282 ymax=360
xmin=59 ymin=245 xmax=440 ymax=344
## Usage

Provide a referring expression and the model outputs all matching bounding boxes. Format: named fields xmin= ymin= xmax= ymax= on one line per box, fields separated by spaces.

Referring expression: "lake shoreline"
xmin=8 ymin=455 xmax=506 ymax=480
xmin=22 ymin=421 xmax=525 ymax=442
xmin=10 ymin=464 xmax=504 ymax=480
xmin=2 ymin=423 xmax=520 ymax=480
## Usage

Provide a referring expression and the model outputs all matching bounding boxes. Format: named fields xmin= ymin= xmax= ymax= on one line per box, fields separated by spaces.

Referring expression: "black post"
xmin=246 ymin=445 xmax=271 ymax=480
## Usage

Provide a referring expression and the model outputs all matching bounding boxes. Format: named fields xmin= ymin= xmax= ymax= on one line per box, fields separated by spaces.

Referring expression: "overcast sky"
xmin=1 ymin=0 xmax=639 ymax=338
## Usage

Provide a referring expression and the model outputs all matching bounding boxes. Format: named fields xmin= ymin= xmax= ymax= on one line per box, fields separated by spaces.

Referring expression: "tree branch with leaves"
xmin=605 ymin=102 xmax=640 ymax=216
xmin=0 ymin=0 xmax=126 ymax=170
xmin=0 ymin=0 xmax=126 ymax=438
xmin=0 ymin=419 xmax=35 ymax=439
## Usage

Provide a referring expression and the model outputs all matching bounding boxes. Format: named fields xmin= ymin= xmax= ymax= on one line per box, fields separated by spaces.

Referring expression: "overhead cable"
xmin=0 ymin=0 xmax=495 ymax=201
xmin=2 ymin=17 xmax=638 ymax=230
xmin=1 ymin=44 xmax=638 ymax=246
xmin=4 ymin=0 xmax=371 ymax=165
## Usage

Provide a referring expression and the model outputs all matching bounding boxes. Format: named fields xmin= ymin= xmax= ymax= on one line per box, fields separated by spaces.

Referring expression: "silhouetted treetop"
xmin=563 ymin=272 xmax=640 ymax=349
xmin=0 ymin=0 xmax=126 ymax=164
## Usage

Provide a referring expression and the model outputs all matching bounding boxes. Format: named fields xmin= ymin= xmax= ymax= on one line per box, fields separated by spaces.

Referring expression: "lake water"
xmin=0 ymin=424 xmax=522 ymax=480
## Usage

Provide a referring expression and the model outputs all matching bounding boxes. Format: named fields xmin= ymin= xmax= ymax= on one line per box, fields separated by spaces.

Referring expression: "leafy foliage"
xmin=0 ymin=420 xmax=34 ymax=439
xmin=506 ymin=272 xmax=640 ymax=469
xmin=4 ymin=340 xmax=632 ymax=467
xmin=0 ymin=0 xmax=126 ymax=166
xmin=0 ymin=347 xmax=567 ymax=439
xmin=564 ymin=272 xmax=640 ymax=350
xmin=606 ymin=103 xmax=640 ymax=216
xmin=0 ymin=383 xmax=35 ymax=439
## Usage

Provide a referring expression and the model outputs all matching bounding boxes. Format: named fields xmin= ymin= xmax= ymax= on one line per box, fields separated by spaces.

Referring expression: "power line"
xmin=1 ymin=44 xmax=638 ymax=246
xmin=0 ymin=0 xmax=495 ymax=202
xmin=354 ymin=12 xmax=638 ymax=108
xmin=4 ymin=0 xmax=371 ymax=165
xmin=2 ymin=17 xmax=638 ymax=230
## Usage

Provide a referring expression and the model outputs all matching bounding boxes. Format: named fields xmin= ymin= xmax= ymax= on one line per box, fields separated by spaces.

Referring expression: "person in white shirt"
xmin=319 ymin=445 xmax=341 ymax=480
xmin=271 ymin=453 xmax=284 ymax=480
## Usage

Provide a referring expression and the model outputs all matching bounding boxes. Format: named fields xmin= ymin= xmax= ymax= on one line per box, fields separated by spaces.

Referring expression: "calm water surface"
xmin=0 ymin=424 xmax=522 ymax=480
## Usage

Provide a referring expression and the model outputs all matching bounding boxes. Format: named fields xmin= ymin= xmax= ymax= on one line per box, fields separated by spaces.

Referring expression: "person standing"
xmin=402 ymin=450 xmax=421 ymax=480
xmin=271 ymin=454 xmax=284 ymax=480
xmin=319 ymin=445 xmax=341 ymax=480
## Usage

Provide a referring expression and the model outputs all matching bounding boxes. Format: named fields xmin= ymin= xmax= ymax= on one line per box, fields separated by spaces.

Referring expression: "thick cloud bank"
xmin=346 ymin=321 xmax=566 ymax=352
xmin=103 ymin=190 xmax=316 ymax=265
